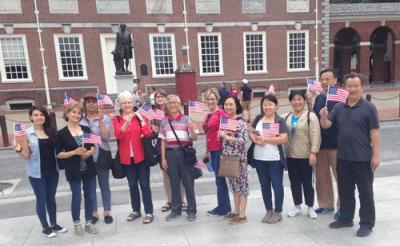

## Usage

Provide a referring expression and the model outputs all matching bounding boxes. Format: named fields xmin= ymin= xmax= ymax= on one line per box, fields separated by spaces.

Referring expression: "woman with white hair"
xmin=112 ymin=91 xmax=155 ymax=224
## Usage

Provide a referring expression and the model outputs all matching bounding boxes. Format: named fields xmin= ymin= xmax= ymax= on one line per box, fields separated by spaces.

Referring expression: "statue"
xmin=112 ymin=24 xmax=133 ymax=75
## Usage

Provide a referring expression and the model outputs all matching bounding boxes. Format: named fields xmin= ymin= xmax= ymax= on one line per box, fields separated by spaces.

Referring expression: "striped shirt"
xmin=158 ymin=113 xmax=198 ymax=148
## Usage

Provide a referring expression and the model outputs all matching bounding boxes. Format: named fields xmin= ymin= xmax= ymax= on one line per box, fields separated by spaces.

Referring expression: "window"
xmin=96 ymin=0 xmax=130 ymax=14
xmin=0 ymin=35 xmax=32 ymax=82
xmin=149 ymin=34 xmax=177 ymax=78
xmin=54 ymin=34 xmax=87 ymax=80
xmin=287 ymin=31 xmax=309 ymax=72
xmin=196 ymin=0 xmax=220 ymax=14
xmin=146 ymin=0 xmax=172 ymax=14
xmin=0 ymin=0 xmax=22 ymax=14
xmin=49 ymin=0 xmax=79 ymax=14
xmin=198 ymin=33 xmax=224 ymax=76
xmin=287 ymin=0 xmax=309 ymax=13
xmin=242 ymin=0 xmax=266 ymax=14
xmin=243 ymin=32 xmax=267 ymax=74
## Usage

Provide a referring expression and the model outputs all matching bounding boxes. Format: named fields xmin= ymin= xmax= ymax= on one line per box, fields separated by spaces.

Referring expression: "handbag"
xmin=135 ymin=117 xmax=159 ymax=167
xmin=246 ymin=143 xmax=256 ymax=168
xmin=218 ymin=155 xmax=241 ymax=178
xmin=111 ymin=150 xmax=126 ymax=179
xmin=167 ymin=119 xmax=197 ymax=166
xmin=97 ymin=147 xmax=112 ymax=169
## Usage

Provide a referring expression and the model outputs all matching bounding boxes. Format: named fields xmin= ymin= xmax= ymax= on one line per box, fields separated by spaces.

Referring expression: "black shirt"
xmin=218 ymin=87 xmax=230 ymax=105
xmin=328 ymin=98 xmax=379 ymax=162
xmin=241 ymin=85 xmax=252 ymax=101
xmin=39 ymin=138 xmax=57 ymax=176
xmin=313 ymin=94 xmax=338 ymax=149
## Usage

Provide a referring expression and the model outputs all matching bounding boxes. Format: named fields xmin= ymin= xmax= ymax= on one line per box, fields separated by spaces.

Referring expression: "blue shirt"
xmin=313 ymin=93 xmax=338 ymax=149
xmin=290 ymin=116 xmax=300 ymax=137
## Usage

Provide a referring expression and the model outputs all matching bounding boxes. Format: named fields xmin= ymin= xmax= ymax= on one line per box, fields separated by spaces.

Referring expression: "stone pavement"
xmin=1 ymin=175 xmax=400 ymax=246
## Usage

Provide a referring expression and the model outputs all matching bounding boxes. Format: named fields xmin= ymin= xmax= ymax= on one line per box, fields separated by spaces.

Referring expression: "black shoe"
xmin=42 ymin=228 xmax=57 ymax=238
xmin=356 ymin=226 xmax=372 ymax=237
xmin=329 ymin=220 xmax=354 ymax=229
xmin=104 ymin=215 xmax=113 ymax=224
xmin=165 ymin=212 xmax=181 ymax=221
xmin=50 ymin=224 xmax=68 ymax=233
xmin=206 ymin=209 xmax=220 ymax=216
xmin=92 ymin=216 xmax=99 ymax=224
xmin=187 ymin=213 xmax=196 ymax=222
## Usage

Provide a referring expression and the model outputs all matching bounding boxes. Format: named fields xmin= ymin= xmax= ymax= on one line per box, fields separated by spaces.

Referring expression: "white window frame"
xmin=0 ymin=35 xmax=32 ymax=83
xmin=243 ymin=32 xmax=267 ymax=74
xmin=197 ymin=32 xmax=224 ymax=77
xmin=287 ymin=30 xmax=309 ymax=72
xmin=195 ymin=0 xmax=220 ymax=14
xmin=287 ymin=0 xmax=309 ymax=13
xmin=149 ymin=33 xmax=177 ymax=78
xmin=53 ymin=34 xmax=88 ymax=81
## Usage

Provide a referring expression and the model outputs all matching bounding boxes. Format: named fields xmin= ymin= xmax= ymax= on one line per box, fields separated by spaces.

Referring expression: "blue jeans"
xmin=68 ymin=171 xmax=96 ymax=223
xmin=210 ymin=151 xmax=231 ymax=215
xmin=254 ymin=160 xmax=284 ymax=212
xmin=29 ymin=168 xmax=59 ymax=229
xmin=124 ymin=161 xmax=153 ymax=215
xmin=93 ymin=166 xmax=111 ymax=211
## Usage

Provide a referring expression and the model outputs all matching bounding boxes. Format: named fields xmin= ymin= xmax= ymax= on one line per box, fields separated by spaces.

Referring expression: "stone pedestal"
xmin=114 ymin=74 xmax=135 ymax=93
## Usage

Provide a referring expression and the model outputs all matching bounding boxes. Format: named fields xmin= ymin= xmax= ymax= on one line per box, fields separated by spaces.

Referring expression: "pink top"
xmin=203 ymin=109 xmax=225 ymax=151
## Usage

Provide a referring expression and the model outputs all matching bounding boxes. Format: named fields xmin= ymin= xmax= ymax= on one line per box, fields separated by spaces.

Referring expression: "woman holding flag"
xmin=248 ymin=94 xmax=289 ymax=224
xmin=112 ymin=91 xmax=155 ymax=224
xmin=202 ymin=88 xmax=232 ymax=216
xmin=218 ymin=96 xmax=249 ymax=225
xmin=55 ymin=103 xmax=98 ymax=235
xmin=283 ymin=90 xmax=321 ymax=219
xmin=80 ymin=93 xmax=113 ymax=224
xmin=13 ymin=106 xmax=67 ymax=238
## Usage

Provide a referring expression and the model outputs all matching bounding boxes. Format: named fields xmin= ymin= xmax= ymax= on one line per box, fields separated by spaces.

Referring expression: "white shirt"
xmin=150 ymin=93 xmax=155 ymax=106
xmin=253 ymin=120 xmax=280 ymax=161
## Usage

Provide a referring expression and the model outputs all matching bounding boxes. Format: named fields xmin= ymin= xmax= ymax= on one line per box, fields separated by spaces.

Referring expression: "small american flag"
xmin=220 ymin=117 xmax=239 ymax=132
xmin=63 ymin=92 xmax=77 ymax=106
xmin=153 ymin=109 xmax=165 ymax=121
xmin=137 ymin=103 xmax=155 ymax=120
xmin=83 ymin=132 xmax=102 ymax=144
xmin=262 ymin=123 xmax=280 ymax=137
xmin=265 ymin=84 xmax=276 ymax=96
xmin=195 ymin=161 xmax=206 ymax=170
xmin=97 ymin=93 xmax=113 ymax=106
xmin=307 ymin=79 xmax=324 ymax=93
xmin=327 ymin=86 xmax=349 ymax=104
xmin=188 ymin=100 xmax=205 ymax=114
xmin=14 ymin=123 xmax=26 ymax=137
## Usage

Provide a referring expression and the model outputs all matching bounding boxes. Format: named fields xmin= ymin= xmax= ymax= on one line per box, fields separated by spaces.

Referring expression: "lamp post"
xmin=315 ymin=0 xmax=320 ymax=79
xmin=34 ymin=0 xmax=52 ymax=109
xmin=182 ymin=0 xmax=190 ymax=65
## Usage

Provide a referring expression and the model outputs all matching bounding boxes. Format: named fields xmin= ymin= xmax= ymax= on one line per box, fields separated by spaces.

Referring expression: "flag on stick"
xmin=137 ymin=103 xmax=155 ymax=120
xmin=63 ymin=92 xmax=77 ymax=106
xmin=327 ymin=86 xmax=349 ymax=104
xmin=262 ymin=123 xmax=280 ymax=137
xmin=219 ymin=117 xmax=239 ymax=132
xmin=307 ymin=79 xmax=324 ymax=93
xmin=83 ymin=132 xmax=102 ymax=144
xmin=97 ymin=93 xmax=113 ymax=106
xmin=188 ymin=100 xmax=205 ymax=114
xmin=14 ymin=123 xmax=26 ymax=137
xmin=153 ymin=109 xmax=165 ymax=121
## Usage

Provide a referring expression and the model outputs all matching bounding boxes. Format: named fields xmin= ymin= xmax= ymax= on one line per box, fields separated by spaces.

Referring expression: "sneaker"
xmin=287 ymin=206 xmax=301 ymax=217
xmin=92 ymin=216 xmax=99 ymax=224
xmin=104 ymin=215 xmax=113 ymax=224
xmin=261 ymin=210 xmax=273 ymax=223
xmin=308 ymin=207 xmax=318 ymax=219
xmin=267 ymin=212 xmax=282 ymax=224
xmin=74 ymin=224 xmax=84 ymax=236
xmin=84 ymin=224 xmax=98 ymax=234
xmin=187 ymin=213 xmax=196 ymax=222
xmin=42 ymin=228 xmax=57 ymax=238
xmin=329 ymin=220 xmax=354 ymax=229
xmin=51 ymin=224 xmax=68 ymax=233
xmin=356 ymin=226 xmax=372 ymax=237
xmin=206 ymin=209 xmax=220 ymax=216
xmin=165 ymin=212 xmax=181 ymax=221
xmin=315 ymin=207 xmax=334 ymax=214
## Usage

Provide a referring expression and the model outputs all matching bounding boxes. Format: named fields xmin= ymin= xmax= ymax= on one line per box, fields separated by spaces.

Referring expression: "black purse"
xmin=97 ymin=147 xmax=112 ymax=169
xmin=136 ymin=117 xmax=158 ymax=167
xmin=246 ymin=143 xmax=256 ymax=168
xmin=167 ymin=119 xmax=198 ymax=166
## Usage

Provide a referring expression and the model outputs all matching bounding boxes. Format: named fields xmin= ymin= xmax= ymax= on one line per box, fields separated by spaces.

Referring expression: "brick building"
xmin=0 ymin=0 xmax=398 ymax=110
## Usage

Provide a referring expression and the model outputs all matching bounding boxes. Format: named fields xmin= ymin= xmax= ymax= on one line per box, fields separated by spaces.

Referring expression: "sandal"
xmin=142 ymin=214 xmax=154 ymax=224
xmin=224 ymin=212 xmax=239 ymax=219
xmin=126 ymin=212 xmax=141 ymax=222
xmin=161 ymin=202 xmax=171 ymax=212
xmin=182 ymin=202 xmax=187 ymax=212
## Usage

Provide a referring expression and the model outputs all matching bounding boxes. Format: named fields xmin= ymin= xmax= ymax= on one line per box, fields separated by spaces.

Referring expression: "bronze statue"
xmin=112 ymin=24 xmax=133 ymax=74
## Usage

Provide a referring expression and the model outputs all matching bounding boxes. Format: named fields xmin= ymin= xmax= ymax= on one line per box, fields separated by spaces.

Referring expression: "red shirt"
xmin=203 ymin=109 xmax=225 ymax=151
xmin=112 ymin=115 xmax=153 ymax=165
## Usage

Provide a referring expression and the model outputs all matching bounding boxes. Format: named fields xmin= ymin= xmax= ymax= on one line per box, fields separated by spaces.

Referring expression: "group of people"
xmin=13 ymin=68 xmax=380 ymax=239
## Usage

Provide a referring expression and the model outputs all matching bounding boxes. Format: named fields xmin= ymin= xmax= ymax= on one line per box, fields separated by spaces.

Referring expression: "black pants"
xmin=337 ymin=159 xmax=375 ymax=228
xmin=287 ymin=158 xmax=314 ymax=207
xmin=166 ymin=149 xmax=196 ymax=215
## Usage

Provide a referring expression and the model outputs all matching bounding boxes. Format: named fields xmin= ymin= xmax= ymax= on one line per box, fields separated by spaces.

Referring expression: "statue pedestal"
xmin=114 ymin=74 xmax=134 ymax=93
